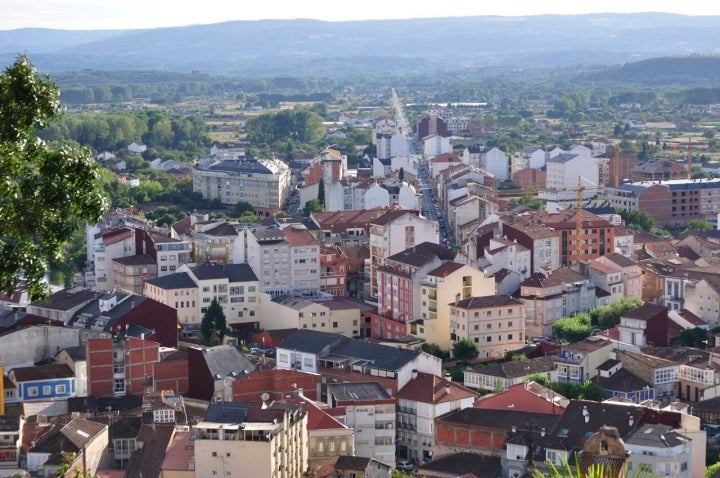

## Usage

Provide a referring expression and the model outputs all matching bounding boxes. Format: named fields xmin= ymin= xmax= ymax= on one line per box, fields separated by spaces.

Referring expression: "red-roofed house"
xmin=230 ymin=369 xmax=323 ymax=402
xmin=396 ymin=372 xmax=477 ymax=464
xmin=284 ymin=392 xmax=354 ymax=472
xmin=473 ymin=381 xmax=568 ymax=414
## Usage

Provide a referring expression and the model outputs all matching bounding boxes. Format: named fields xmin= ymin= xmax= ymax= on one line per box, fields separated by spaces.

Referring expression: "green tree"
xmin=553 ymin=314 xmax=593 ymax=343
xmin=420 ymin=342 xmax=444 ymax=358
xmin=399 ymin=167 xmax=405 ymax=182
xmin=452 ymin=338 xmax=479 ymax=363
xmin=0 ymin=55 xmax=108 ymax=301
xmin=589 ymin=297 xmax=643 ymax=330
xmin=685 ymin=219 xmax=713 ymax=232
xmin=200 ymin=298 xmax=227 ymax=345
xmin=619 ymin=209 xmax=654 ymax=231
xmin=673 ymin=327 xmax=709 ymax=348
xmin=317 ymin=178 xmax=325 ymax=207
xmin=302 ymin=199 xmax=323 ymax=216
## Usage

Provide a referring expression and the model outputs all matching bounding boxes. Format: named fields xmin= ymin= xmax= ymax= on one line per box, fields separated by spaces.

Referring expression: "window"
xmin=333 ymin=322 xmax=338 ymax=328
xmin=212 ymin=452 xmax=217 ymax=457
xmin=27 ymin=387 xmax=38 ymax=397
xmin=486 ymin=336 xmax=491 ymax=342
xmin=55 ymin=384 xmax=66 ymax=394
xmin=42 ymin=386 xmax=51 ymax=395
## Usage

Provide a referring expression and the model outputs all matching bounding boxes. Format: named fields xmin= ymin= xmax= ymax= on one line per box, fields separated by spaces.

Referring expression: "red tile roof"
xmin=396 ymin=372 xmax=477 ymax=404
xmin=283 ymin=226 xmax=319 ymax=247
xmin=426 ymin=261 xmax=465 ymax=278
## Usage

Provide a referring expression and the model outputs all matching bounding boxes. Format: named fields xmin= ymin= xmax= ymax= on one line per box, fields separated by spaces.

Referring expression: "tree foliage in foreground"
xmin=0 ymin=55 xmax=108 ymax=300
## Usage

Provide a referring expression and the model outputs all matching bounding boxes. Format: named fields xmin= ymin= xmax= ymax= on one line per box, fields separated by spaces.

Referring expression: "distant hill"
xmin=1 ymin=13 xmax=720 ymax=76
xmin=583 ymin=56 xmax=720 ymax=86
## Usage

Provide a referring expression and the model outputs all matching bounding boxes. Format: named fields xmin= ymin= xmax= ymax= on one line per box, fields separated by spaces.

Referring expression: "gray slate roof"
xmin=145 ymin=272 xmax=197 ymax=289
xmin=278 ymin=329 xmax=349 ymax=354
xmin=200 ymin=345 xmax=255 ymax=379
xmin=328 ymin=381 xmax=392 ymax=402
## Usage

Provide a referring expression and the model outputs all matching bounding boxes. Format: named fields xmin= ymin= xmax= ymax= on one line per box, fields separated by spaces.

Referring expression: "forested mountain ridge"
xmin=1 ymin=13 xmax=719 ymax=76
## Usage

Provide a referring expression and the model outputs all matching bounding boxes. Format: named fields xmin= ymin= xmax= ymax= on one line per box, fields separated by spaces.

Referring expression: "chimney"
xmin=455 ymin=293 xmax=460 ymax=306
xmin=444 ymin=384 xmax=450 ymax=395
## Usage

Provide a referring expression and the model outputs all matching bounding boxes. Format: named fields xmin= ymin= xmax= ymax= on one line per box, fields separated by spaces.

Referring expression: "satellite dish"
xmin=261 ymin=392 xmax=270 ymax=402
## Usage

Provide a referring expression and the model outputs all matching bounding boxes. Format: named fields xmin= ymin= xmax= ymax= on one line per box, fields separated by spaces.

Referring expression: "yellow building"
xmin=259 ymin=295 xmax=369 ymax=338
xmin=415 ymin=263 xmax=494 ymax=350
xmin=194 ymin=401 xmax=308 ymax=478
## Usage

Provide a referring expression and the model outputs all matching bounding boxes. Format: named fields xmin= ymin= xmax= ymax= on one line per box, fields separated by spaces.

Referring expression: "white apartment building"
xmin=176 ymin=261 xmax=260 ymax=326
xmin=247 ymin=225 xmax=321 ymax=291
xmin=369 ymin=211 xmax=439 ymax=297
xmin=194 ymin=401 xmax=308 ymax=478
xmin=625 ymin=424 xmax=692 ymax=478
xmin=396 ymin=373 xmax=476 ymax=465
xmin=327 ymin=382 xmax=396 ymax=467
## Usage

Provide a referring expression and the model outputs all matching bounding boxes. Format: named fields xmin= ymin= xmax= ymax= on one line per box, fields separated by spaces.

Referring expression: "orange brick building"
xmin=434 ymin=408 xmax=560 ymax=458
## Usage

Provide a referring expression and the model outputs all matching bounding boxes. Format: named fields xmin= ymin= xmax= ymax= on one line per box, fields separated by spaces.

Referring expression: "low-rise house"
xmin=625 ymin=423 xmax=693 ymax=478
xmin=284 ymin=392 xmax=354 ymax=473
xmin=124 ymin=422 xmax=176 ymax=478
xmin=473 ymin=381 xmax=568 ymax=414
xmin=187 ymin=345 xmax=256 ymax=401
xmin=259 ymin=295 xmax=367 ymax=339
xmin=615 ymin=349 xmax=679 ymax=402
xmin=596 ymin=253 xmax=643 ymax=299
xmin=55 ymin=345 xmax=88 ymax=397
xmin=327 ymin=382 xmax=396 ymax=467
xmin=464 ymin=355 xmax=557 ymax=392
xmin=416 ymin=452 xmax=501 ymax=478
xmin=159 ymin=430 xmax=196 ymax=478
xmin=317 ymin=455 xmax=392 ymax=478
xmin=435 ymin=407 xmax=560 ymax=461
xmin=276 ymin=329 xmax=442 ymax=395
xmin=68 ymin=290 xmax=179 ymax=348
xmin=396 ymin=373 xmax=477 ymax=465
xmin=643 ymin=346 xmax=720 ymax=402
xmin=9 ymin=363 xmax=75 ymax=404
xmin=27 ymin=417 xmax=108 ymax=477
xmin=554 ymin=336 xmax=614 ymax=384
xmin=618 ymin=303 xmax=669 ymax=347
xmin=593 ymin=359 xmax=654 ymax=403
xmin=505 ymin=400 xmax=646 ymax=478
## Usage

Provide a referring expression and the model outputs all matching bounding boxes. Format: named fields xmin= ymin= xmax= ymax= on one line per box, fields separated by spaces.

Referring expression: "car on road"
xmin=396 ymin=460 xmax=415 ymax=472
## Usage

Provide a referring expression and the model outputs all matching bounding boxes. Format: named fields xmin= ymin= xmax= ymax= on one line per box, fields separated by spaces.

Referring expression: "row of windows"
xmin=26 ymin=384 xmax=67 ymax=397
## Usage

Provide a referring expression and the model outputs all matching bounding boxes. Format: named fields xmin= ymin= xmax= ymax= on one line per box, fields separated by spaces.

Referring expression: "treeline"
xmin=39 ymin=111 xmax=211 ymax=154
xmin=244 ymin=107 xmax=325 ymax=146
xmin=52 ymin=70 xmax=338 ymax=105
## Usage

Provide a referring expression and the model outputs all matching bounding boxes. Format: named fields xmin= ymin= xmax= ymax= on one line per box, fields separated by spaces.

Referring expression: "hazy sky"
xmin=3 ymin=0 xmax=720 ymax=30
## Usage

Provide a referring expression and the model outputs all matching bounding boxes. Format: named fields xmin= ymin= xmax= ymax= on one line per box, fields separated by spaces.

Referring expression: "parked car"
xmin=396 ymin=460 xmax=415 ymax=471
